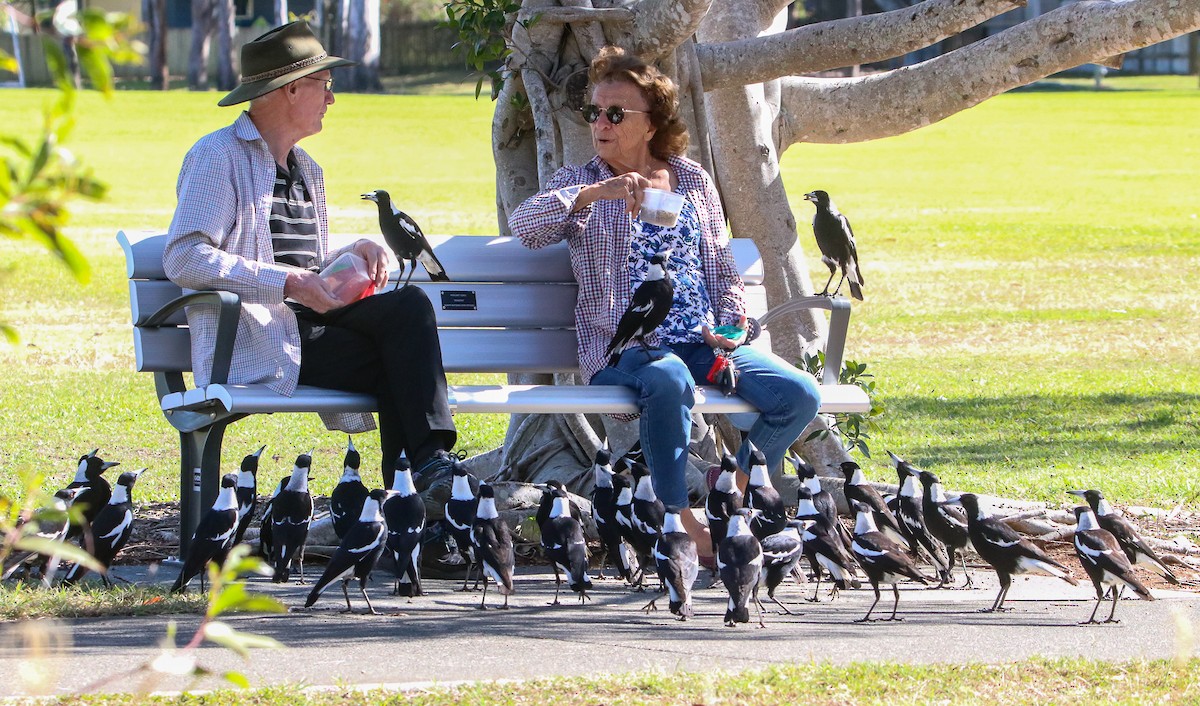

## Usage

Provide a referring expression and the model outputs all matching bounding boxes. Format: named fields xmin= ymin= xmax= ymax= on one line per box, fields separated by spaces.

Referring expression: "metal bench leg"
xmin=177 ymin=422 xmax=230 ymax=557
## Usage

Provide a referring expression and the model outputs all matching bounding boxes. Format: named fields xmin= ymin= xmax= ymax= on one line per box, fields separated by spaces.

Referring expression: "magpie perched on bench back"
xmin=1071 ymin=504 xmax=1154 ymax=624
xmin=604 ymin=248 xmax=674 ymax=366
xmin=803 ymin=189 xmax=864 ymax=300
xmin=1067 ymin=488 xmax=1179 ymax=585
xmin=362 ymin=189 xmax=449 ymax=288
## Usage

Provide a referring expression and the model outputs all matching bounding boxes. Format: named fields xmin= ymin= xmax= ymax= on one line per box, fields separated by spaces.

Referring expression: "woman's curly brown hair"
xmin=588 ymin=46 xmax=689 ymax=159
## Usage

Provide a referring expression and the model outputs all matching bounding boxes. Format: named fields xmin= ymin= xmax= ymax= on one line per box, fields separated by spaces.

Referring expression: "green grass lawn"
xmin=1 ymin=76 xmax=1197 ymax=508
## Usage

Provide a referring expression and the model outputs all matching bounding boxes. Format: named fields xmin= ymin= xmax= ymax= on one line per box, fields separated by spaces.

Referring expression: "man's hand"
xmin=285 ymin=270 xmax=344 ymax=313
xmin=352 ymin=239 xmax=391 ymax=289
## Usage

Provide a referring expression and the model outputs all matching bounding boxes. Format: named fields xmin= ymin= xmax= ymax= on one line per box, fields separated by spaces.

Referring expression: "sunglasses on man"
xmin=581 ymin=103 xmax=649 ymax=125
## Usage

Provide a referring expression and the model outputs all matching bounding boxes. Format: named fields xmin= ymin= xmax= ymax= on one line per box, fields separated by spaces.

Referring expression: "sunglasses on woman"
xmin=581 ymin=103 xmax=649 ymax=125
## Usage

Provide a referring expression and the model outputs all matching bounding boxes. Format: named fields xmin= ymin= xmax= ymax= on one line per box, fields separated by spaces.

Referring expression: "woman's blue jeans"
xmin=591 ymin=342 xmax=820 ymax=512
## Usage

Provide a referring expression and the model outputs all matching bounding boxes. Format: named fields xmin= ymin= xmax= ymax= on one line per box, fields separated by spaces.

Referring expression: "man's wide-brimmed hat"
xmin=218 ymin=21 xmax=356 ymax=107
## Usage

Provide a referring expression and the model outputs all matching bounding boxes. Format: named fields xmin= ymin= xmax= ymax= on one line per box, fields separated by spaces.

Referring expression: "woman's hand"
xmin=574 ymin=172 xmax=660 ymax=215
xmin=702 ymin=315 xmax=748 ymax=351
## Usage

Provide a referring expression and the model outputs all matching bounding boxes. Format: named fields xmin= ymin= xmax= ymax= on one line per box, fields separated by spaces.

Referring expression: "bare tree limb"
xmin=778 ymin=0 xmax=1200 ymax=146
xmin=630 ymin=0 xmax=713 ymax=59
xmin=698 ymin=0 xmax=1025 ymax=90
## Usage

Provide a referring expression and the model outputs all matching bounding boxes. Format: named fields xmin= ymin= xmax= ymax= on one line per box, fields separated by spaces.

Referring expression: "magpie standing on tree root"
xmin=271 ymin=451 xmax=314 ymax=584
xmin=384 ymin=456 xmax=426 ymax=597
xmin=760 ymin=520 xmax=806 ymax=615
xmin=305 ymin=488 xmax=388 ymax=614
xmin=803 ymin=189 xmax=864 ymax=301
xmin=330 ymin=438 xmax=369 ymax=542
xmin=604 ymin=248 xmax=674 ymax=366
xmin=918 ymin=469 xmax=973 ymax=588
xmin=1070 ymin=504 xmax=1155 ymax=624
xmin=850 ymin=500 xmax=936 ymax=623
xmin=64 ymin=468 xmax=147 ymax=587
xmin=445 ymin=461 xmax=480 ymax=591
xmin=719 ymin=509 xmax=765 ymax=627
xmin=233 ymin=445 xmax=266 ymax=547
xmin=948 ymin=493 xmax=1078 ymax=612
xmin=592 ymin=447 xmax=640 ymax=585
xmin=362 ymin=189 xmax=449 ymax=288
xmin=472 ymin=483 xmax=515 ymax=609
xmin=171 ymin=473 xmax=240 ymax=593
xmin=541 ymin=487 xmax=593 ymax=605
xmin=1067 ymin=488 xmax=1179 ymax=586
xmin=888 ymin=452 xmax=951 ymax=582
xmin=643 ymin=510 xmax=699 ymax=620
xmin=796 ymin=486 xmax=862 ymax=602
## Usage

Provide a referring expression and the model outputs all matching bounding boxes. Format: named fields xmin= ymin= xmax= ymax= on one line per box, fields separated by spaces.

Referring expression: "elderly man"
xmin=163 ymin=21 xmax=457 ymax=487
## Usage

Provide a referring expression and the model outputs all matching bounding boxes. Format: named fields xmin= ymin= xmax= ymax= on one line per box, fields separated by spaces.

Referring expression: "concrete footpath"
xmin=1 ymin=563 xmax=1198 ymax=697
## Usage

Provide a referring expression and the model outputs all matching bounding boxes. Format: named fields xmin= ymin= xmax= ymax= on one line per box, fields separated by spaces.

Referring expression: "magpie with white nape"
xmin=719 ymin=509 xmax=765 ymax=627
xmin=171 ymin=473 xmax=239 ymax=593
xmin=604 ymin=248 xmax=674 ymax=366
xmin=383 ymin=455 xmax=426 ymax=597
xmin=643 ymin=510 xmax=699 ymax=620
xmin=629 ymin=462 xmax=666 ymax=566
xmin=445 ymin=461 xmax=479 ymax=591
xmin=591 ymin=447 xmax=640 ymax=585
xmin=305 ymin=488 xmax=389 ymax=614
xmin=256 ymin=475 xmax=288 ymax=561
xmin=839 ymin=461 xmax=908 ymax=550
xmin=270 ymin=451 xmax=314 ymax=584
xmin=948 ymin=493 xmax=1078 ymax=612
xmin=362 ymin=189 xmax=449 ymax=288
xmin=803 ymin=189 xmax=864 ymax=300
xmin=789 ymin=453 xmax=853 ymax=553
xmin=64 ymin=469 xmax=147 ymax=587
xmin=541 ymin=487 xmax=593 ymax=604
xmin=888 ymin=452 xmax=951 ymax=582
xmin=759 ymin=520 xmax=806 ymax=615
xmin=796 ymin=486 xmax=861 ymax=602
xmin=330 ymin=438 xmax=369 ymax=541
xmin=536 ymin=479 xmax=584 ymax=531
xmin=1067 ymin=488 xmax=1179 ymax=586
xmin=233 ymin=445 xmax=266 ymax=547
xmin=613 ymin=472 xmax=648 ymax=589
xmin=2 ymin=488 xmax=81 ymax=584
xmin=66 ymin=450 xmax=119 ymax=541
xmin=705 ymin=454 xmax=743 ymax=562
xmin=472 ymin=483 xmax=515 ymax=609
xmin=744 ymin=444 xmax=786 ymax=540
xmin=850 ymin=500 xmax=936 ymax=623
xmin=918 ymin=469 xmax=973 ymax=588
xmin=1070 ymin=505 xmax=1154 ymax=624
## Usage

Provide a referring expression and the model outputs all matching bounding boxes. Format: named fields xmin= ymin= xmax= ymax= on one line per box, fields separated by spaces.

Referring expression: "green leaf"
xmin=13 ymin=536 xmax=105 ymax=573
xmin=222 ymin=671 xmax=251 ymax=689
xmin=209 ymin=582 xmax=286 ymax=616
xmin=203 ymin=621 xmax=284 ymax=658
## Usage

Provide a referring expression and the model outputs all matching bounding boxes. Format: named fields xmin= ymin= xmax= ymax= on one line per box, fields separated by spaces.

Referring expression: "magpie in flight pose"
xmin=472 ymin=483 xmax=515 ymax=609
xmin=233 ymin=445 xmax=266 ymax=547
xmin=803 ymin=190 xmax=864 ymax=301
xmin=949 ymin=493 xmax=1078 ymax=612
xmin=305 ymin=488 xmax=389 ymax=615
xmin=362 ymin=189 xmax=449 ymax=288
xmin=849 ymin=500 xmax=936 ymax=623
xmin=64 ymin=468 xmax=147 ymax=587
xmin=1070 ymin=504 xmax=1154 ymax=624
xmin=918 ymin=469 xmax=973 ymax=588
xmin=1067 ymin=488 xmax=1179 ymax=586
xmin=330 ymin=438 xmax=369 ymax=542
xmin=172 ymin=473 xmax=240 ymax=593
xmin=604 ymin=249 xmax=674 ymax=366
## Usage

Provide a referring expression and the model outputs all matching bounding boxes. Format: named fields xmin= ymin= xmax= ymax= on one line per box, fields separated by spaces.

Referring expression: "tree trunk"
xmin=345 ymin=0 xmax=383 ymax=91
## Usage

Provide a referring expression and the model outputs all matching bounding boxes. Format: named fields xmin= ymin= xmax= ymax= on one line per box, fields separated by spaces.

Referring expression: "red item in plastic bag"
xmin=319 ymin=252 xmax=377 ymax=304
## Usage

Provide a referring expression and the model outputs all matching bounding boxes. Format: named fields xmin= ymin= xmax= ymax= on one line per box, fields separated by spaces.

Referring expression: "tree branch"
xmin=629 ymin=0 xmax=713 ymax=59
xmin=777 ymin=0 xmax=1200 ymax=146
xmin=698 ymin=0 xmax=1025 ymax=90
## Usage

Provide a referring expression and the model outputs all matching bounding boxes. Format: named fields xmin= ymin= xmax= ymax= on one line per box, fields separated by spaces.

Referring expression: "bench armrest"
xmin=756 ymin=295 xmax=852 ymax=386
xmin=145 ymin=290 xmax=241 ymax=385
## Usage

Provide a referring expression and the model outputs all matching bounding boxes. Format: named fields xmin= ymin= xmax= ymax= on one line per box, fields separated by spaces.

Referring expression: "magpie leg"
xmin=1104 ymin=586 xmax=1121 ymax=624
xmin=641 ymin=595 xmax=661 ymax=613
xmin=478 ymin=578 xmax=490 ymax=610
xmin=360 ymin=584 xmax=379 ymax=615
xmin=1083 ymin=590 xmax=1104 ymax=624
xmin=886 ymin=583 xmax=903 ymax=621
xmin=404 ymin=260 xmax=416 ymax=287
xmin=819 ymin=270 xmax=836 ymax=297
xmin=808 ymin=573 xmax=822 ymax=603
xmin=855 ymin=584 xmax=881 ymax=623
xmin=341 ymin=578 xmax=353 ymax=612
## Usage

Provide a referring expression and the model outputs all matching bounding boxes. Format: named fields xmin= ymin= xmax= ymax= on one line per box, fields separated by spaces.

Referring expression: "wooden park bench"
xmin=118 ymin=231 xmax=870 ymax=551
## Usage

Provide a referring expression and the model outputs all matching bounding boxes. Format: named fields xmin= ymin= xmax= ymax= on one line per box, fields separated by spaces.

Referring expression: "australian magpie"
xmin=2 ymin=488 xmax=81 ymax=584
xmin=305 ymin=488 xmax=389 ymax=614
xmin=949 ymin=493 xmax=1078 ymax=612
xmin=330 ymin=438 xmax=369 ymax=541
xmin=705 ymin=454 xmax=744 ymax=561
xmin=445 ymin=461 xmax=479 ymax=591
xmin=383 ymin=456 xmax=426 ymax=597
xmin=362 ymin=189 xmax=449 ymax=288
xmin=917 ymin=469 xmax=973 ymax=588
xmin=1067 ymin=488 xmax=1179 ymax=586
xmin=536 ymin=479 xmax=583 ymax=531
xmin=888 ymin=452 xmax=951 ymax=582
xmin=719 ymin=508 xmax=765 ymax=627
xmin=472 ymin=483 xmax=515 ymax=609
xmin=233 ymin=445 xmax=266 ymax=547
xmin=541 ymin=487 xmax=592 ymax=604
xmin=270 ymin=451 xmax=314 ymax=584
xmin=629 ymin=462 xmax=666 ymax=567
xmin=613 ymin=472 xmax=648 ymax=589
xmin=850 ymin=500 xmax=936 ymax=622
xmin=64 ymin=469 xmax=146 ymax=587
xmin=789 ymin=453 xmax=853 ymax=552
xmin=744 ymin=445 xmax=786 ymax=540
xmin=65 ymin=450 xmax=118 ymax=541
xmin=760 ymin=519 xmax=806 ymax=615
xmin=840 ymin=461 xmax=908 ymax=549
xmin=1070 ymin=504 xmax=1154 ymax=624
xmin=591 ymin=447 xmax=639 ymax=585
xmin=604 ymin=248 xmax=674 ymax=366
xmin=643 ymin=510 xmax=699 ymax=620
xmin=256 ymin=475 xmax=288 ymax=561
xmin=796 ymin=486 xmax=861 ymax=602
xmin=803 ymin=189 xmax=864 ymax=300
xmin=171 ymin=473 xmax=239 ymax=593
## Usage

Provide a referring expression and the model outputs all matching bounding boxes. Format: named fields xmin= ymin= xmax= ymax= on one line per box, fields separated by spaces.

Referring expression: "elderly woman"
xmin=509 ymin=47 xmax=820 ymax=555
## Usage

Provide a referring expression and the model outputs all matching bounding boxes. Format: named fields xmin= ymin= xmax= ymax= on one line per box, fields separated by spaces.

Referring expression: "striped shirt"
xmin=508 ymin=154 xmax=746 ymax=384
xmin=270 ymin=153 xmax=320 ymax=270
